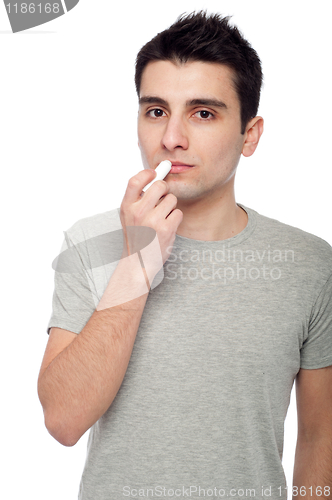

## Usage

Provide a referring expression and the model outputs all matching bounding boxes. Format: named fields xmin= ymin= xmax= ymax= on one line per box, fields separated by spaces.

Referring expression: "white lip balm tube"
xmin=142 ymin=160 xmax=172 ymax=192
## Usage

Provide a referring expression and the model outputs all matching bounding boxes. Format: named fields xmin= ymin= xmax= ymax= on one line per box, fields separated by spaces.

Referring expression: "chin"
xmin=171 ymin=185 xmax=203 ymax=201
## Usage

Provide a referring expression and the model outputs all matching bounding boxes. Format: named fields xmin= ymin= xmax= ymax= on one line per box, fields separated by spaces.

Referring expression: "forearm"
xmin=292 ymin=436 xmax=332 ymax=499
xmin=38 ymin=255 xmax=151 ymax=446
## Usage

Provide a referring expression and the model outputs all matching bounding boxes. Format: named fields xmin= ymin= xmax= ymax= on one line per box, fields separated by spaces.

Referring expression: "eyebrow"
xmin=139 ymin=96 xmax=228 ymax=110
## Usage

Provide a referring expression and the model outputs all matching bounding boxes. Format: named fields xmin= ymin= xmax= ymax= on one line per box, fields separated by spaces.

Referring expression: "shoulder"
xmin=248 ymin=206 xmax=332 ymax=257
xmin=245 ymin=205 xmax=332 ymax=282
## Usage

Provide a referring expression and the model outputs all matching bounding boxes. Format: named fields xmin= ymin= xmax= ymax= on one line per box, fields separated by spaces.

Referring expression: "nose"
xmin=161 ymin=115 xmax=189 ymax=151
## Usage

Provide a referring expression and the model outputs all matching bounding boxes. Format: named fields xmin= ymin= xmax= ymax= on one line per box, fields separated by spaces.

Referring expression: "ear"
xmin=242 ymin=116 xmax=264 ymax=157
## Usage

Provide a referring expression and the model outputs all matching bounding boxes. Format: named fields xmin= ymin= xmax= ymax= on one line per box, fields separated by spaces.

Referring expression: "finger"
xmin=154 ymin=194 xmax=167 ymax=207
xmin=124 ymin=170 xmax=157 ymax=205
xmin=154 ymin=193 xmax=179 ymax=220
xmin=165 ymin=208 xmax=183 ymax=226
xmin=140 ymin=180 xmax=170 ymax=205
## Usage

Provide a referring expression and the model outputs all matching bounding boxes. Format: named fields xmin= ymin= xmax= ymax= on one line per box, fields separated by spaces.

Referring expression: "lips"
xmin=169 ymin=161 xmax=194 ymax=174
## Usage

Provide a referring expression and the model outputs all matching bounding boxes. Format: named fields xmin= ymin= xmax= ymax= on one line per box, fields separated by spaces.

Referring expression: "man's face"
xmin=137 ymin=60 xmax=250 ymax=203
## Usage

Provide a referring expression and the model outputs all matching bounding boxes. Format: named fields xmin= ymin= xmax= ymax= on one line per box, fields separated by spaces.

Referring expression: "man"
xmin=38 ymin=11 xmax=332 ymax=500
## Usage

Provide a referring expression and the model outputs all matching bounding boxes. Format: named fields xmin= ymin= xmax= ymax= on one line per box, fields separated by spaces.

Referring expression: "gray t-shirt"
xmin=47 ymin=205 xmax=332 ymax=500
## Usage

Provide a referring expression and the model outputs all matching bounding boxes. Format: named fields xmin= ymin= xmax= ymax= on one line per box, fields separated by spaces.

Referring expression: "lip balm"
xmin=142 ymin=160 xmax=172 ymax=192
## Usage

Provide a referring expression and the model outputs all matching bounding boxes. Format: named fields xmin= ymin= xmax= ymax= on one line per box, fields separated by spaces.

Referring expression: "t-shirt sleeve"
xmin=46 ymin=230 xmax=97 ymax=335
xmin=300 ymin=272 xmax=332 ymax=369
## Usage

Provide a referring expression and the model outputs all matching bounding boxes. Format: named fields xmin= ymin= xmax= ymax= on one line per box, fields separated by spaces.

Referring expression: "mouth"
xmin=169 ymin=161 xmax=195 ymax=174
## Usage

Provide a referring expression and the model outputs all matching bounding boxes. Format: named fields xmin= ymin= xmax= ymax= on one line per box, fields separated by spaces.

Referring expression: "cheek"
xmin=212 ymin=128 xmax=243 ymax=159
xmin=137 ymin=119 xmax=148 ymax=145
xmin=137 ymin=130 xmax=149 ymax=155
xmin=137 ymin=129 xmax=157 ymax=169
xmin=208 ymin=137 xmax=230 ymax=163
xmin=207 ymin=136 xmax=242 ymax=177
xmin=138 ymin=123 xmax=157 ymax=152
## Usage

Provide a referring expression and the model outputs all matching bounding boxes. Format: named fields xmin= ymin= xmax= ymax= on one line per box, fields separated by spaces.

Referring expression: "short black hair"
xmin=135 ymin=11 xmax=263 ymax=134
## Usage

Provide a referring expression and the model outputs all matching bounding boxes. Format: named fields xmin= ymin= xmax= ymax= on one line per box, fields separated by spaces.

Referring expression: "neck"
xmin=175 ymin=188 xmax=248 ymax=242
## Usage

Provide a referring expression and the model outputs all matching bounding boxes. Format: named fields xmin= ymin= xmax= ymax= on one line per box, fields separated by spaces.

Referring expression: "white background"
xmin=1 ymin=1 xmax=331 ymax=499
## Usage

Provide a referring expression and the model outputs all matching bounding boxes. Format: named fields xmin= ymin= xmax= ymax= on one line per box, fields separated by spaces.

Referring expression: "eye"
xmin=195 ymin=110 xmax=214 ymax=120
xmin=147 ymin=108 xmax=166 ymax=118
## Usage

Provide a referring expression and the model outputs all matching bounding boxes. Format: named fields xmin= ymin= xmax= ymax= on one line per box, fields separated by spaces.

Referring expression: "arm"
xmin=292 ymin=366 xmax=332 ymax=500
xmin=38 ymin=168 xmax=183 ymax=447
xmin=38 ymin=257 xmax=150 ymax=448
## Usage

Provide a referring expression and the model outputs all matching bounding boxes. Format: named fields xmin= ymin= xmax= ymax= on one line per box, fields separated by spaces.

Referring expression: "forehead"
xmin=139 ymin=60 xmax=239 ymax=108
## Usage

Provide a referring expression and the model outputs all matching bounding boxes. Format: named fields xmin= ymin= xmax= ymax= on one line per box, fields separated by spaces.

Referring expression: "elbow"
xmin=38 ymin=382 xmax=91 ymax=447
xmin=43 ymin=410 xmax=81 ymax=447
xmin=50 ymin=428 xmax=80 ymax=448
xmin=38 ymin=378 xmax=84 ymax=447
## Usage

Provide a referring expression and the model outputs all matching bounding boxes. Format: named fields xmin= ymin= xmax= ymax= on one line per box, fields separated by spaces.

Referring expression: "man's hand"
xmin=120 ymin=169 xmax=183 ymax=267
